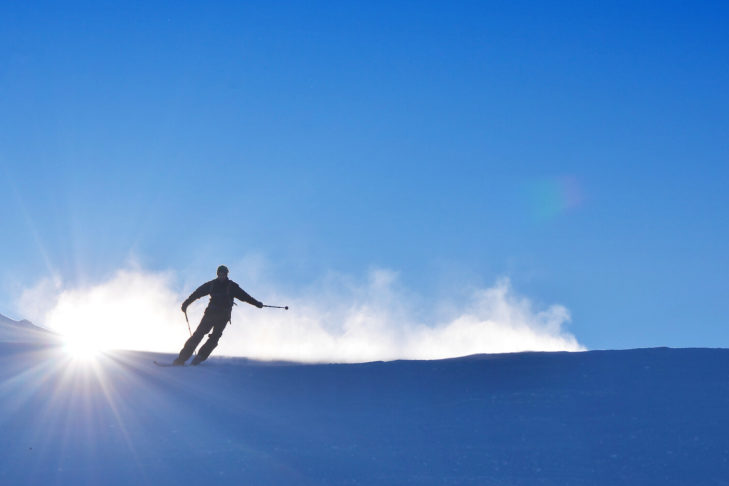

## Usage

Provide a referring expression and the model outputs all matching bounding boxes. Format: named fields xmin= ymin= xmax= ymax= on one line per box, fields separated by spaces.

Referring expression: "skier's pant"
xmin=176 ymin=312 xmax=229 ymax=363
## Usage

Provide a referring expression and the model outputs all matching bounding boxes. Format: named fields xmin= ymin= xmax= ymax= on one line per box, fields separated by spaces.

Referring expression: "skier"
xmin=173 ymin=265 xmax=263 ymax=366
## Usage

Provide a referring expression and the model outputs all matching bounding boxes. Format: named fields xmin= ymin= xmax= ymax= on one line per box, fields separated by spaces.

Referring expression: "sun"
xmin=63 ymin=333 xmax=108 ymax=360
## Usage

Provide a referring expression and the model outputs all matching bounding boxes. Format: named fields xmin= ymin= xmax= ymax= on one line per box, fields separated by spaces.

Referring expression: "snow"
xmin=0 ymin=313 xmax=56 ymax=343
xmin=1 ymin=316 xmax=728 ymax=485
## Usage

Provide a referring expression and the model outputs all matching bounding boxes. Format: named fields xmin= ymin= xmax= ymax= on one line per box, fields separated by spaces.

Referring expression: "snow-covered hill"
xmin=0 ymin=324 xmax=727 ymax=485
xmin=0 ymin=312 xmax=56 ymax=343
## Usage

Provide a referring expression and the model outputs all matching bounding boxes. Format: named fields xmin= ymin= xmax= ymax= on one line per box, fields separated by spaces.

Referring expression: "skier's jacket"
xmin=182 ymin=278 xmax=262 ymax=320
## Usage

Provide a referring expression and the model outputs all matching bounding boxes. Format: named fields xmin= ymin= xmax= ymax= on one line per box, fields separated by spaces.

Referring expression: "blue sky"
xmin=2 ymin=1 xmax=728 ymax=352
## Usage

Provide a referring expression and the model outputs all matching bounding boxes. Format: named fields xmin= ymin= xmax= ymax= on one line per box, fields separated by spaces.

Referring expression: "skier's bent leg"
xmin=191 ymin=320 xmax=227 ymax=365
xmin=174 ymin=315 xmax=214 ymax=364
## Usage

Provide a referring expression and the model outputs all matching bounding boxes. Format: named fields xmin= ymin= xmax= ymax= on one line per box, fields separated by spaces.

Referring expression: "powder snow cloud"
xmin=18 ymin=265 xmax=584 ymax=362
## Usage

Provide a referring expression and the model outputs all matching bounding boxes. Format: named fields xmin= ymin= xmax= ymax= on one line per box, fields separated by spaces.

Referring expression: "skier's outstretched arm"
xmin=181 ymin=283 xmax=211 ymax=312
xmin=233 ymin=284 xmax=263 ymax=308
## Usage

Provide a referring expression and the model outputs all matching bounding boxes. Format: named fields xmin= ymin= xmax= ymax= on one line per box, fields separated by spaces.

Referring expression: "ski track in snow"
xmin=1 ymin=324 xmax=728 ymax=484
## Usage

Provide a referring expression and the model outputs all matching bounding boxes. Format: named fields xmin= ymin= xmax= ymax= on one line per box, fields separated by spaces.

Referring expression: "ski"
xmin=154 ymin=361 xmax=184 ymax=367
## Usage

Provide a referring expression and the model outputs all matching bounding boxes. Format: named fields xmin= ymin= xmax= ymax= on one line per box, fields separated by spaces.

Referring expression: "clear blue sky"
xmin=2 ymin=1 xmax=728 ymax=350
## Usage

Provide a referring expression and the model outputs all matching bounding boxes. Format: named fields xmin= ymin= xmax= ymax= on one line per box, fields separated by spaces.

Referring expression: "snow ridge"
xmin=0 ymin=312 xmax=55 ymax=343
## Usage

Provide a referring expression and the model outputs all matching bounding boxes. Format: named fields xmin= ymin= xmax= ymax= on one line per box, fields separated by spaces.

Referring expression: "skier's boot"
xmin=190 ymin=356 xmax=203 ymax=366
xmin=172 ymin=357 xmax=186 ymax=366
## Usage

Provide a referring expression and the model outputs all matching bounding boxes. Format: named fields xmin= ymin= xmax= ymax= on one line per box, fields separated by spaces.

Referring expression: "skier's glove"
xmin=181 ymin=302 xmax=189 ymax=313
xmin=256 ymin=301 xmax=263 ymax=309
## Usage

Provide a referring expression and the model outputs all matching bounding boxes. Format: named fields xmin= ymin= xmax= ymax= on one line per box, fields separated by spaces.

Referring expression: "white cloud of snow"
xmin=17 ymin=265 xmax=584 ymax=362
xmin=18 ymin=267 xmax=182 ymax=354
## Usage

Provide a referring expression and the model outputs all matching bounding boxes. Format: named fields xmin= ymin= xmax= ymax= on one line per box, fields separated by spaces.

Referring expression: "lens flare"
xmin=526 ymin=175 xmax=584 ymax=222
xmin=62 ymin=328 xmax=108 ymax=360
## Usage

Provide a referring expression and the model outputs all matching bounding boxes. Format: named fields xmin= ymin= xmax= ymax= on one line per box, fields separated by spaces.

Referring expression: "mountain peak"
xmin=0 ymin=312 xmax=55 ymax=342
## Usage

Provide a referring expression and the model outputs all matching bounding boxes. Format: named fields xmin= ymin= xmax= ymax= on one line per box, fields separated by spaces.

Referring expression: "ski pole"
xmin=184 ymin=310 xmax=192 ymax=336
xmin=263 ymin=305 xmax=289 ymax=310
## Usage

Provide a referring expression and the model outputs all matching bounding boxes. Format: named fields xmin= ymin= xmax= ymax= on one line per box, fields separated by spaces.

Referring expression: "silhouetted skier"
xmin=173 ymin=265 xmax=263 ymax=366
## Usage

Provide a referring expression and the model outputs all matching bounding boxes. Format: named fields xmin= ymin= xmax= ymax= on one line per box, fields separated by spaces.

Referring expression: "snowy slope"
xmin=0 ymin=313 xmax=57 ymax=343
xmin=0 ymin=330 xmax=728 ymax=485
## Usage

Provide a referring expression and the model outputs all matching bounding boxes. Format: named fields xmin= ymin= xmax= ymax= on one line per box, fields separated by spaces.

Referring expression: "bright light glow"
xmin=20 ymin=268 xmax=185 ymax=354
xmin=63 ymin=333 xmax=105 ymax=360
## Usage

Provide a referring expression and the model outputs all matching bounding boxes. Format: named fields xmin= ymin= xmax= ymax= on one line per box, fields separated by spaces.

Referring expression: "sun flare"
xmin=63 ymin=333 xmax=107 ymax=360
